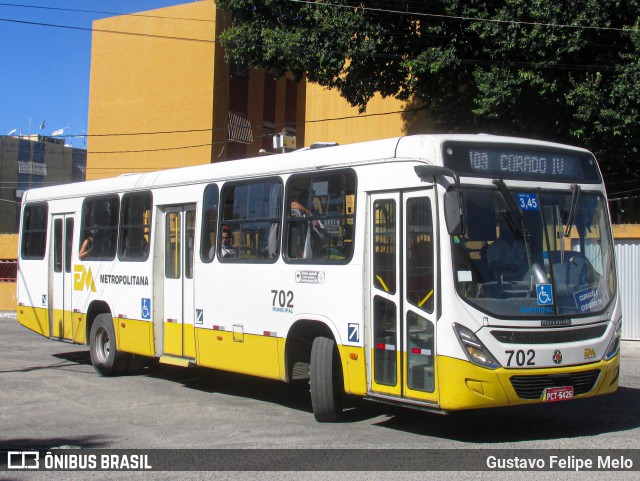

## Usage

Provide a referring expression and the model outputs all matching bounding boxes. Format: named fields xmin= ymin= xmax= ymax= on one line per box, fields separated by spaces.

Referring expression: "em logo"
xmin=74 ymin=265 xmax=96 ymax=292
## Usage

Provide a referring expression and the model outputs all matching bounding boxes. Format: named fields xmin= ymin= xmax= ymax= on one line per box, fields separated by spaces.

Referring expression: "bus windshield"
xmin=452 ymin=186 xmax=616 ymax=318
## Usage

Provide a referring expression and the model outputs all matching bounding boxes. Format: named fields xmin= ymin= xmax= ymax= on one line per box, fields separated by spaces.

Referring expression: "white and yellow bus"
xmin=17 ymin=134 xmax=621 ymax=421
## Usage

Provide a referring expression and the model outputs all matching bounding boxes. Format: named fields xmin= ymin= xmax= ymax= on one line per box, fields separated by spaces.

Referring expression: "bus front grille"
xmin=491 ymin=325 xmax=607 ymax=344
xmin=510 ymin=369 xmax=601 ymax=400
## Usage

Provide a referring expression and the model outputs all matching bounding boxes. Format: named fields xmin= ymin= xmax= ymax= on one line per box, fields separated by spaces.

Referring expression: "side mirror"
xmin=414 ymin=165 xmax=464 ymax=236
xmin=444 ymin=190 xmax=464 ymax=236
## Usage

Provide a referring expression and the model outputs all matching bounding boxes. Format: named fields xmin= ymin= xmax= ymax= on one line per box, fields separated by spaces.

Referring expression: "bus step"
xmin=159 ymin=355 xmax=193 ymax=368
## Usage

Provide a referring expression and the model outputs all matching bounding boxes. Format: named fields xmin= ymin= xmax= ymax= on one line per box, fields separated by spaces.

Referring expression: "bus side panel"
xmin=50 ymin=308 xmax=66 ymax=338
xmin=117 ymin=318 xmax=154 ymax=357
xmin=195 ymin=328 xmax=281 ymax=380
xmin=17 ymin=259 xmax=50 ymax=338
xmin=17 ymin=306 xmax=49 ymax=337
xmin=72 ymin=311 xmax=87 ymax=344
xmin=338 ymin=345 xmax=367 ymax=396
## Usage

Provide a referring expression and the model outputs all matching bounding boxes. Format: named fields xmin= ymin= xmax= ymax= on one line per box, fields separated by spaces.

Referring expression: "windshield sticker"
xmin=574 ymin=285 xmax=607 ymax=312
xmin=519 ymin=284 xmax=554 ymax=313
xmin=457 ymin=270 xmax=472 ymax=282
xmin=536 ymin=284 xmax=553 ymax=306
xmin=517 ymin=193 xmax=540 ymax=211
xmin=520 ymin=306 xmax=554 ymax=314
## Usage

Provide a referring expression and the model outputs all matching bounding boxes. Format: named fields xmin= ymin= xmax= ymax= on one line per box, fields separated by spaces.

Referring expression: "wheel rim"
xmin=95 ymin=327 xmax=110 ymax=364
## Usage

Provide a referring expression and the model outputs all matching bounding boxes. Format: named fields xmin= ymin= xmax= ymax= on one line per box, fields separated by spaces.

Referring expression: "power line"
xmin=0 ymin=2 xmax=215 ymax=22
xmin=3 ymin=0 xmax=638 ymax=34
xmin=0 ymin=104 xmax=432 ymax=156
xmin=0 ymin=17 xmax=215 ymax=42
xmin=287 ymin=0 xmax=640 ymax=33
xmin=88 ymin=142 xmax=215 ymax=155
xmin=0 ymin=10 xmax=631 ymax=70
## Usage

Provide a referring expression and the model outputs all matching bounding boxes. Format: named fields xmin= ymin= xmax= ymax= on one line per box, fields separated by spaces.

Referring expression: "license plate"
xmin=544 ymin=386 xmax=574 ymax=402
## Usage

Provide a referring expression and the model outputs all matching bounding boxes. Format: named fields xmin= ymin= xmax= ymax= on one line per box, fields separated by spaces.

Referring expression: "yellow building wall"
xmin=0 ymin=235 xmax=18 ymax=310
xmin=613 ymin=224 xmax=640 ymax=239
xmin=87 ymin=1 xmax=219 ymax=179
xmin=303 ymin=82 xmax=435 ymax=146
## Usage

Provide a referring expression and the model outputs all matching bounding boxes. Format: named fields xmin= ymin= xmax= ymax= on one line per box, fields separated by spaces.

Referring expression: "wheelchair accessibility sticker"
xmin=141 ymin=298 xmax=151 ymax=320
xmin=536 ymin=284 xmax=553 ymax=306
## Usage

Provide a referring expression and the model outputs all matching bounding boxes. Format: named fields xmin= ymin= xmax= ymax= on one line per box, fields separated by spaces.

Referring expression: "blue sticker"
xmin=348 ymin=323 xmax=360 ymax=343
xmin=196 ymin=309 xmax=204 ymax=325
xmin=141 ymin=298 xmax=151 ymax=319
xmin=518 ymin=193 xmax=540 ymax=211
xmin=574 ymin=286 xmax=606 ymax=313
xmin=536 ymin=284 xmax=553 ymax=306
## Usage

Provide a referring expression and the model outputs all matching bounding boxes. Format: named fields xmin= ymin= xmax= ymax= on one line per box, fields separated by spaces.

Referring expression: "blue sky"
xmin=0 ymin=1 xmax=188 ymax=148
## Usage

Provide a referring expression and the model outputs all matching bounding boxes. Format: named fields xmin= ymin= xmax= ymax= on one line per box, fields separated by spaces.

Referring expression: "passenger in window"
xmin=290 ymin=192 xmax=326 ymax=259
xmin=220 ymin=228 xmax=236 ymax=258
xmin=291 ymin=191 xmax=321 ymax=230
xmin=290 ymin=192 xmax=312 ymax=217
xmin=79 ymin=229 xmax=94 ymax=260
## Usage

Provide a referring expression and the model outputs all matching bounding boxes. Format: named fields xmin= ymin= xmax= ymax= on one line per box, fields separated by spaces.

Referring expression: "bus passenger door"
xmin=50 ymin=214 xmax=74 ymax=340
xmin=163 ymin=205 xmax=197 ymax=359
xmin=402 ymin=190 xmax=438 ymax=404
xmin=368 ymin=190 xmax=438 ymax=404
xmin=369 ymin=194 xmax=402 ymax=396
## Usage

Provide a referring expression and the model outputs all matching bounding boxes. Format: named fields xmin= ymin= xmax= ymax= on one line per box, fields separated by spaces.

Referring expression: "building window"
xmin=0 ymin=260 xmax=17 ymax=282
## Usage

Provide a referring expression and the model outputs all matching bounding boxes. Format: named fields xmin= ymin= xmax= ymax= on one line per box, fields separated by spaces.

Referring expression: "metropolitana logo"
xmin=74 ymin=265 xmax=96 ymax=292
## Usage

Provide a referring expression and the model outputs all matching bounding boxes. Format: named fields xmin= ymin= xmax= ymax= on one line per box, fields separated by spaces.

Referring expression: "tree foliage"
xmin=216 ymin=0 xmax=640 ymax=178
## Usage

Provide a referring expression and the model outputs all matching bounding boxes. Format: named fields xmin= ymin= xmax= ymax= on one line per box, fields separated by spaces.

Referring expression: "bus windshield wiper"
xmin=565 ymin=184 xmax=581 ymax=237
xmin=492 ymin=179 xmax=532 ymax=266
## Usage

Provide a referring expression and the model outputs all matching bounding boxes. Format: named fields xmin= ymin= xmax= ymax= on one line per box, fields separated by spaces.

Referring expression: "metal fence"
xmin=615 ymin=239 xmax=640 ymax=340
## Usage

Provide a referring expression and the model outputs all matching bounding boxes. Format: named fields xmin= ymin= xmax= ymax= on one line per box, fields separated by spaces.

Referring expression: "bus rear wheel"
xmin=89 ymin=313 xmax=128 ymax=376
xmin=310 ymin=336 xmax=343 ymax=422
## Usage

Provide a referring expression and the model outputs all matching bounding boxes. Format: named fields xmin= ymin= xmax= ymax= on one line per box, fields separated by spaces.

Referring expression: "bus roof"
xmin=22 ymin=134 xmax=592 ymax=202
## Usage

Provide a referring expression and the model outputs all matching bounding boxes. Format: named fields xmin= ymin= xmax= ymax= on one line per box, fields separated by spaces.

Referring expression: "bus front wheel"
xmin=310 ymin=336 xmax=343 ymax=422
xmin=89 ymin=314 xmax=128 ymax=376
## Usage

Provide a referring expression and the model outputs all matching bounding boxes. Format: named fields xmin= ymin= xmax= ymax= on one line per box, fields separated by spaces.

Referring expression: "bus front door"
xmin=162 ymin=205 xmax=197 ymax=359
xmin=368 ymin=190 xmax=438 ymax=405
xmin=50 ymin=214 xmax=74 ymax=340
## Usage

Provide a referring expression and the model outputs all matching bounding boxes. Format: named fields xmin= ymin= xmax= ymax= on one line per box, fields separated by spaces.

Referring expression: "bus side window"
xmin=21 ymin=203 xmax=48 ymax=260
xmin=373 ymin=199 xmax=396 ymax=294
xmin=119 ymin=191 xmax=152 ymax=262
xmin=200 ymin=184 xmax=219 ymax=263
xmin=406 ymin=197 xmax=434 ymax=313
xmin=284 ymin=170 xmax=356 ymax=263
xmin=80 ymin=195 xmax=119 ymax=261
xmin=220 ymin=179 xmax=282 ymax=262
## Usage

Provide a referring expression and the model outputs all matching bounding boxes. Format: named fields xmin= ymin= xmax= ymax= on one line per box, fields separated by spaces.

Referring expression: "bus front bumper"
xmin=437 ymin=353 xmax=620 ymax=411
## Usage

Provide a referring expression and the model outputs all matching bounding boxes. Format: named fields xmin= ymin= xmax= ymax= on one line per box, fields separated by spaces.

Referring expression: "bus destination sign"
xmin=442 ymin=141 xmax=602 ymax=183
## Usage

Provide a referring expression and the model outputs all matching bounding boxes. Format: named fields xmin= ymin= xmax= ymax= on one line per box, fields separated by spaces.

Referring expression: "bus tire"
xmin=89 ymin=313 xmax=128 ymax=376
xmin=310 ymin=336 xmax=343 ymax=422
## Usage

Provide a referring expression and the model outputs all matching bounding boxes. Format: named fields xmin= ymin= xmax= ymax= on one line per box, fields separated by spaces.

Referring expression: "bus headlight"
xmin=453 ymin=323 xmax=500 ymax=369
xmin=604 ymin=317 xmax=622 ymax=361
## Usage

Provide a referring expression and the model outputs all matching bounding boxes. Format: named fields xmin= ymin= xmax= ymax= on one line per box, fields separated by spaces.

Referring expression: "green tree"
xmin=216 ymin=0 xmax=640 ymax=178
